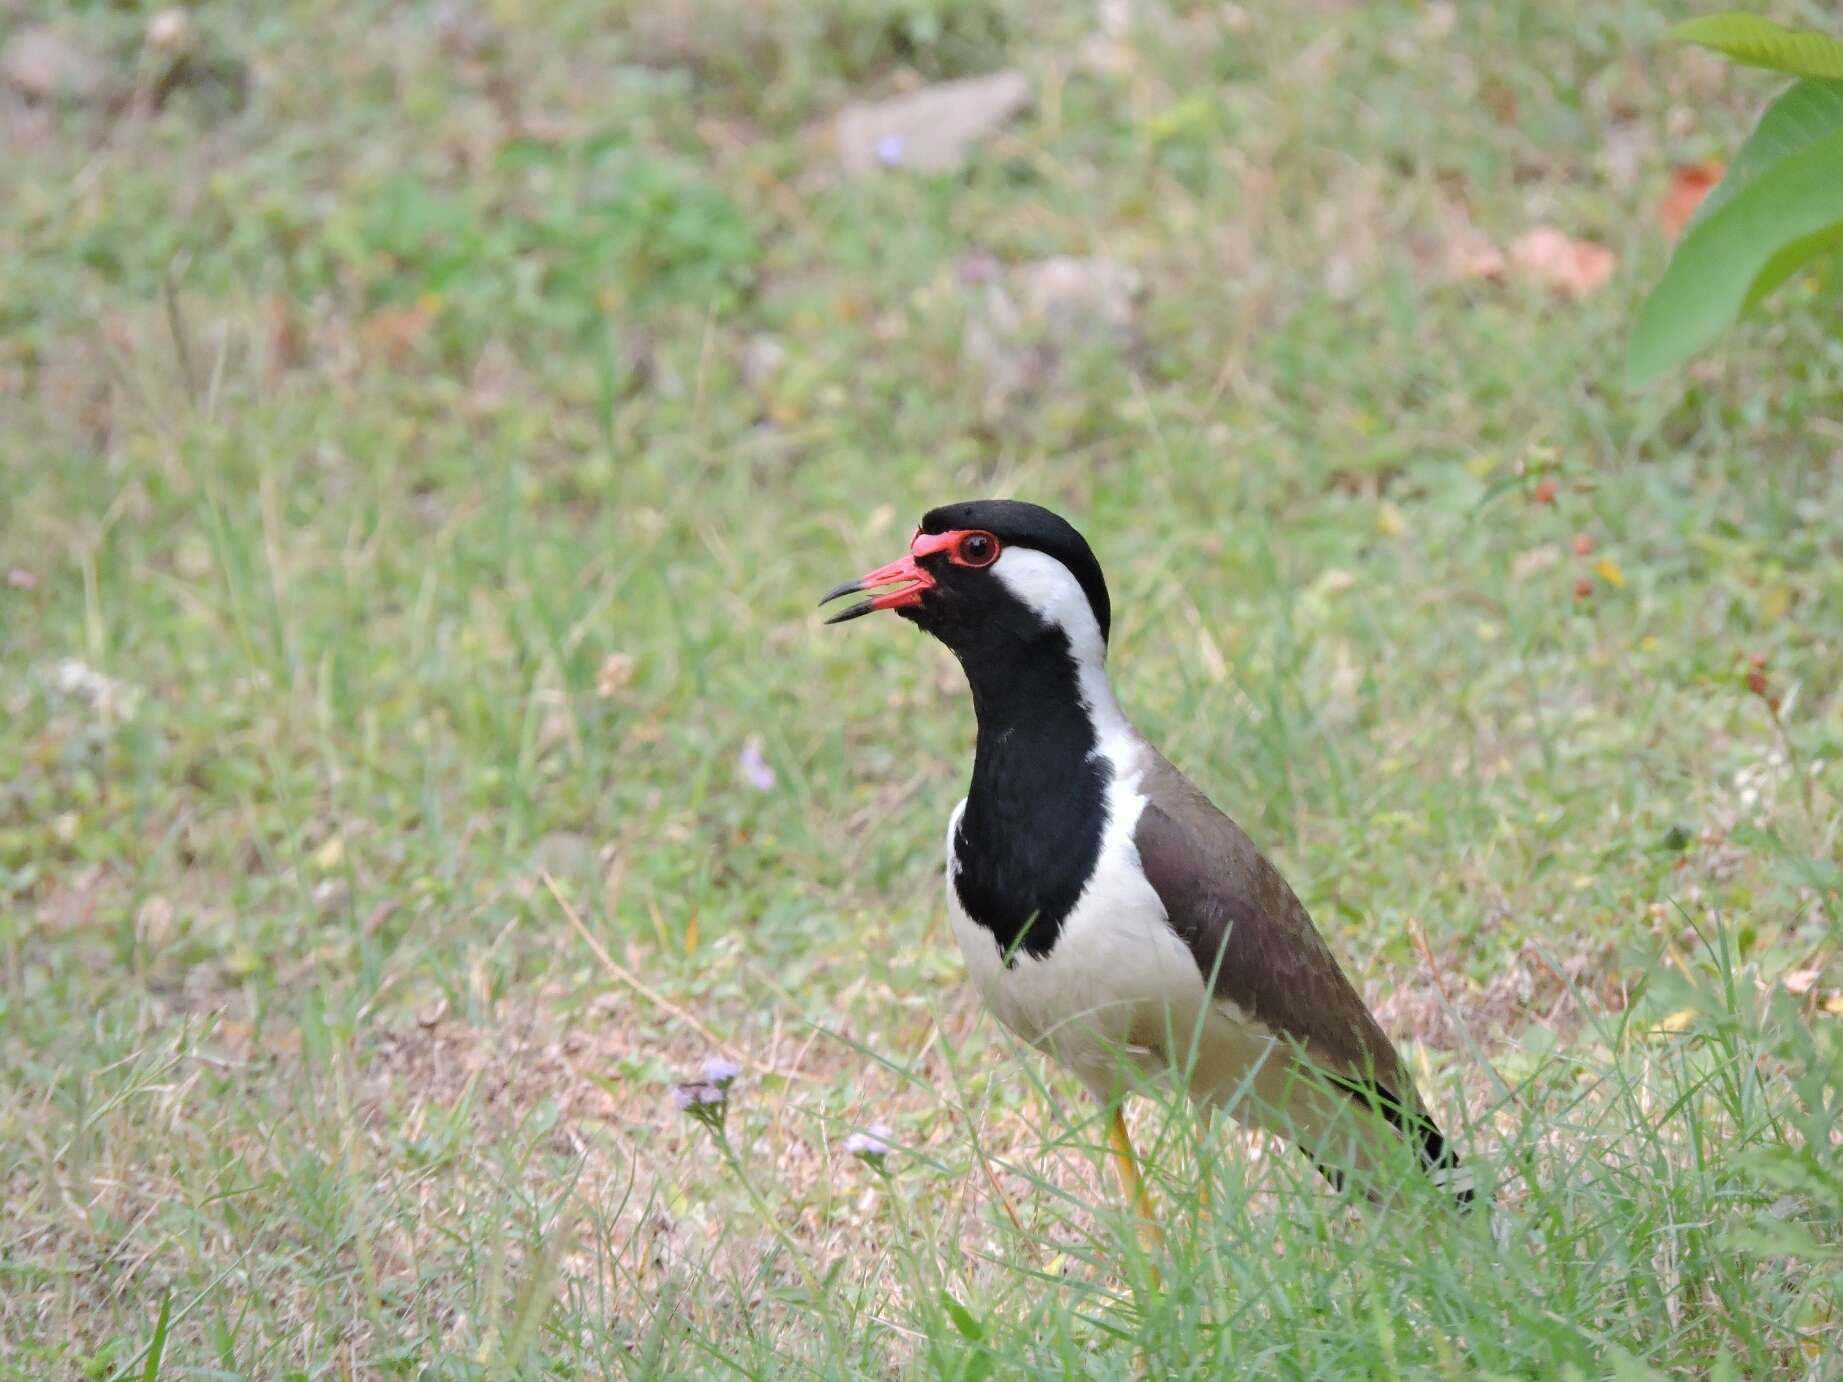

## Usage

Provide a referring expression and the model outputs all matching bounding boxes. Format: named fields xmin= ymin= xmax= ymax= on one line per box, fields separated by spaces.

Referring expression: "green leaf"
xmin=1693 ymin=79 xmax=1843 ymax=229
xmin=1627 ymin=128 xmax=1843 ymax=383
xmin=1673 ymin=13 xmax=1843 ymax=80
xmin=939 ymin=1291 xmax=984 ymax=1341
xmin=1743 ymin=218 xmax=1843 ymax=309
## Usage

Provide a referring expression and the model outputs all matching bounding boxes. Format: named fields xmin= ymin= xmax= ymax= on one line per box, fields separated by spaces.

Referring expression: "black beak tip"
xmin=818 ymin=579 xmax=864 ymax=608
xmin=822 ymin=598 xmax=876 ymax=626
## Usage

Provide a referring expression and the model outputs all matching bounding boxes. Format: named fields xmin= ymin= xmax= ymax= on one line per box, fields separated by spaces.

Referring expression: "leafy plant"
xmin=1627 ymin=14 xmax=1843 ymax=383
xmin=317 ymin=134 xmax=758 ymax=350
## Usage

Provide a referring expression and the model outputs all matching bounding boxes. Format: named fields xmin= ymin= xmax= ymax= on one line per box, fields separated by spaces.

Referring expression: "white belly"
xmin=945 ymin=792 xmax=1285 ymax=1110
xmin=940 ymin=740 xmax=1407 ymax=1171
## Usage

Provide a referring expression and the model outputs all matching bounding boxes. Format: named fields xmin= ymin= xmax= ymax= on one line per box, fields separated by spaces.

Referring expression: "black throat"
xmin=951 ymin=630 xmax=1111 ymax=962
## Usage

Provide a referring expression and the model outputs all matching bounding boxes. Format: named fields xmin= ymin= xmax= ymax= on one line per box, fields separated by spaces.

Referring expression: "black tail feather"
xmin=1325 ymin=1074 xmax=1475 ymax=1208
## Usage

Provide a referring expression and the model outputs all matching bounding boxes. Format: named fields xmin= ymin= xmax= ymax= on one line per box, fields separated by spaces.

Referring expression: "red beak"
xmin=819 ymin=530 xmax=958 ymax=624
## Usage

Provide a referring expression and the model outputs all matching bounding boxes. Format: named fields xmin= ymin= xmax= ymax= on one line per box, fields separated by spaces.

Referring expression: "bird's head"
xmin=820 ymin=499 xmax=1111 ymax=669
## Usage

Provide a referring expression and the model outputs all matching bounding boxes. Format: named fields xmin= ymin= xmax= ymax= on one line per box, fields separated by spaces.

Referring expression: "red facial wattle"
xmin=819 ymin=528 xmax=1000 ymax=625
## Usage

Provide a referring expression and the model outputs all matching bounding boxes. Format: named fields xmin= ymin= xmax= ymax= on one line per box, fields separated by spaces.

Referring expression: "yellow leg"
xmin=1107 ymin=1107 xmax=1163 ymax=1256
xmin=1195 ymin=1114 xmax=1213 ymax=1214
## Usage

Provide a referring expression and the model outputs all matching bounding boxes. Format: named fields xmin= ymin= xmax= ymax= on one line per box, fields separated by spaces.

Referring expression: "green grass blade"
xmin=1672 ymin=13 xmax=1843 ymax=80
xmin=140 ymin=1294 xmax=172 ymax=1382
xmin=1627 ymin=128 xmax=1843 ymax=383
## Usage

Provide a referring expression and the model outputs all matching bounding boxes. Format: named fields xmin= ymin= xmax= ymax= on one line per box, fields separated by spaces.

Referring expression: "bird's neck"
xmin=952 ymin=642 xmax=1126 ymax=959
xmin=962 ymin=643 xmax=1127 ymax=767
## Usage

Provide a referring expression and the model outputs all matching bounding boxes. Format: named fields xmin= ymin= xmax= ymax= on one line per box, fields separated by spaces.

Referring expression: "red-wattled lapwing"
xmin=821 ymin=499 xmax=1470 ymax=1232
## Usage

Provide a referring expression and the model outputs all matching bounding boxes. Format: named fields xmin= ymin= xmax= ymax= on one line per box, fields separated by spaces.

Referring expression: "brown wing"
xmin=1132 ymin=746 xmax=1415 ymax=1104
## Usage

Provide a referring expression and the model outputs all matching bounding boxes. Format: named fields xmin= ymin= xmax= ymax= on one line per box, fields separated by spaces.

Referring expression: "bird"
xmin=820 ymin=498 xmax=1471 ymax=1235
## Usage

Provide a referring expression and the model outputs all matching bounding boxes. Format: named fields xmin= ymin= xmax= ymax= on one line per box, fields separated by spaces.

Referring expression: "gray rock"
xmin=836 ymin=70 xmax=1030 ymax=176
xmin=2 ymin=26 xmax=107 ymax=103
xmin=965 ymin=255 xmax=1141 ymax=413
xmin=1012 ymin=255 xmax=1142 ymax=334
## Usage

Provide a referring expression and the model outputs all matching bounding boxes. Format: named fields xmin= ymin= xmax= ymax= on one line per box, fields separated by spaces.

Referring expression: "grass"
xmin=3 ymin=0 xmax=1842 ymax=1375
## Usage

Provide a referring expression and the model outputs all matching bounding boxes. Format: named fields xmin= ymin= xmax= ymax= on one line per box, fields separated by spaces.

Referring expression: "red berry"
xmin=1746 ymin=669 xmax=1769 ymax=698
xmin=1534 ymin=478 xmax=1559 ymax=504
xmin=1749 ymin=652 xmax=1768 ymax=669
xmin=1572 ymin=533 xmax=1594 ymax=556
xmin=1574 ymin=577 xmax=1594 ymax=599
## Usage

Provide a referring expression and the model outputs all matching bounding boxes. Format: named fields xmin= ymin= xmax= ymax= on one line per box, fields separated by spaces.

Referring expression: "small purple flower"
xmin=673 ymin=1055 xmax=745 ymax=1134
xmin=844 ymin=1122 xmax=895 ymax=1165
xmin=671 ymin=1081 xmax=723 ymax=1111
xmin=672 ymin=1079 xmax=729 ymax=1131
xmin=738 ymin=738 xmax=776 ymax=792
xmin=874 ymin=133 xmax=905 ymax=169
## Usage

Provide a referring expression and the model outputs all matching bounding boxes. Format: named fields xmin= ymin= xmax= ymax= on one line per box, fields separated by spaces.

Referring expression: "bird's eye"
xmin=953 ymin=531 xmax=1000 ymax=568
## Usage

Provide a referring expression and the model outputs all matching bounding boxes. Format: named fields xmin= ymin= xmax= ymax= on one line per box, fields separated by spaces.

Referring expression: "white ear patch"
xmin=992 ymin=547 xmax=1134 ymax=768
xmin=991 ymin=548 xmax=1106 ymax=665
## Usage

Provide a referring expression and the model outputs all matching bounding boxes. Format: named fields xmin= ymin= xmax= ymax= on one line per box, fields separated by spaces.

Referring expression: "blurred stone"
xmin=740 ymin=334 xmax=787 ymax=392
xmin=2 ymin=25 xmax=107 ymax=103
xmin=1598 ymin=122 xmax=1649 ymax=192
xmin=964 ymin=286 xmax=1033 ymax=408
xmin=1013 ymin=256 xmax=1141 ymax=334
xmin=966 ymin=255 xmax=1141 ymax=413
xmin=836 ymin=70 xmax=1030 ymax=176
xmin=145 ymin=9 xmax=193 ymax=55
